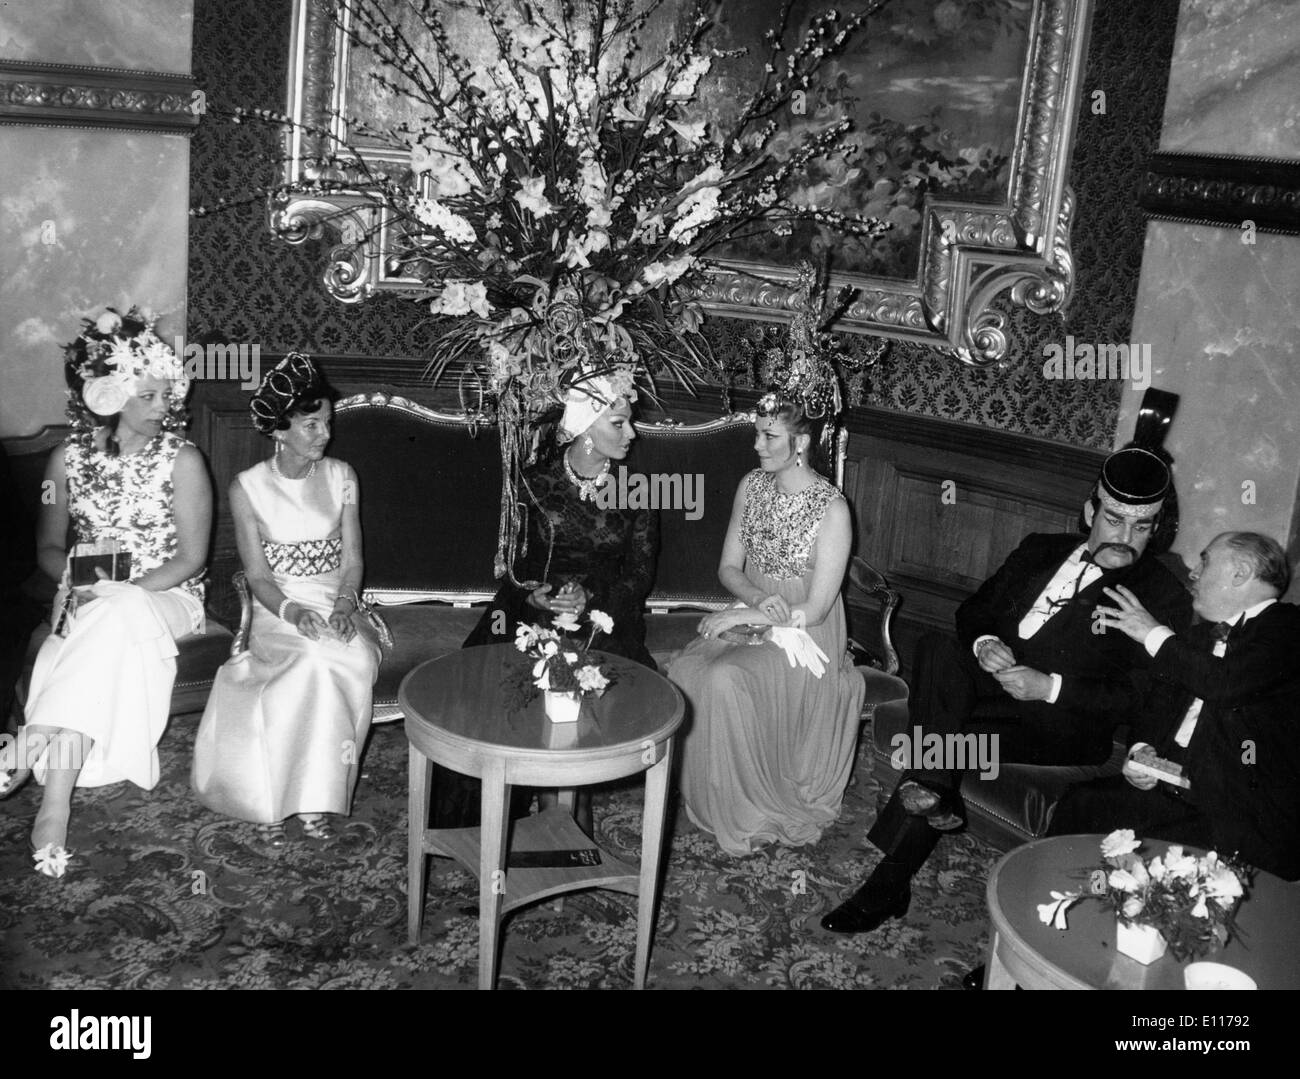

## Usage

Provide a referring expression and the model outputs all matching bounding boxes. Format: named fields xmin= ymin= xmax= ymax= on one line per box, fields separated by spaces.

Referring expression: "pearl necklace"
xmin=269 ymin=456 xmax=316 ymax=481
xmin=563 ymin=453 xmax=610 ymax=502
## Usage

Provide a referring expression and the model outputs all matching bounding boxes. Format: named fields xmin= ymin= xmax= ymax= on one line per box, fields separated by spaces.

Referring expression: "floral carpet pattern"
xmin=1 ymin=718 xmax=995 ymax=990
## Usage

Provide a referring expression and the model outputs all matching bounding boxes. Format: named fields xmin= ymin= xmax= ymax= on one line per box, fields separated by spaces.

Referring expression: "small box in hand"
xmin=68 ymin=541 xmax=132 ymax=586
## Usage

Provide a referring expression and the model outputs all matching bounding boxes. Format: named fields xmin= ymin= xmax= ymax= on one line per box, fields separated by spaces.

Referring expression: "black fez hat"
xmin=1096 ymin=446 xmax=1171 ymax=519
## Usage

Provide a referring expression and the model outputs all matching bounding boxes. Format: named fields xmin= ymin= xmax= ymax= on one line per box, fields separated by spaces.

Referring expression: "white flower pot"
xmin=1116 ymin=919 xmax=1168 ymax=965
xmin=543 ymin=689 xmax=581 ymax=724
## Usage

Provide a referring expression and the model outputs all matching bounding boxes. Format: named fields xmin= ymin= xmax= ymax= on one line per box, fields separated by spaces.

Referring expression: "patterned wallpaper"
xmin=187 ymin=0 xmax=1181 ymax=450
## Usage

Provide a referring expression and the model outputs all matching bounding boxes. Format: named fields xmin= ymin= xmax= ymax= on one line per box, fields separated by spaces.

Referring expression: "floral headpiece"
xmin=249 ymin=353 xmax=323 ymax=434
xmin=63 ymin=306 xmax=189 ymax=433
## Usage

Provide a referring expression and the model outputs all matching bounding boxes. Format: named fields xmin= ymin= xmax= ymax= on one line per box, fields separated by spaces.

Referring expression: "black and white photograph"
xmin=1 ymin=0 xmax=1296 ymax=1017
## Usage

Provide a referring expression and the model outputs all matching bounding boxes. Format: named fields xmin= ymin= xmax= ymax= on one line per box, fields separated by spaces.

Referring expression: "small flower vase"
xmin=1115 ymin=919 xmax=1168 ymax=965
xmin=543 ymin=689 xmax=581 ymax=724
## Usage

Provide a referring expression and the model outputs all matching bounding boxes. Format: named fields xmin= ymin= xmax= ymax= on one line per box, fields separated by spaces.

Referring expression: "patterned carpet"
xmin=0 ymin=717 xmax=997 ymax=990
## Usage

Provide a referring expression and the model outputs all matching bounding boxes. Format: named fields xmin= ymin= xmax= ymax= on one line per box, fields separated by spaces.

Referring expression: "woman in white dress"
xmin=668 ymin=392 xmax=864 ymax=856
xmin=0 ymin=307 xmax=211 ymax=878
xmin=192 ymin=354 xmax=380 ymax=844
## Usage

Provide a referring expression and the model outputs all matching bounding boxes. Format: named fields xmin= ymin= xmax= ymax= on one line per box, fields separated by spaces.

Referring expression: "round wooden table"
xmin=400 ymin=644 xmax=685 ymax=990
xmin=985 ymin=834 xmax=1300 ymax=989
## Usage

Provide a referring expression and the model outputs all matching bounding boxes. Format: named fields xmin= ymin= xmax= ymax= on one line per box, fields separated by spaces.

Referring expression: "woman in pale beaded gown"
xmin=192 ymin=355 xmax=380 ymax=843
xmin=668 ymin=393 xmax=864 ymax=857
xmin=0 ymin=307 xmax=211 ymax=879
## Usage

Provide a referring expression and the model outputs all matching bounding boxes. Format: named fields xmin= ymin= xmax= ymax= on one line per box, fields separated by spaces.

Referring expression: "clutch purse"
xmin=68 ymin=540 xmax=132 ymax=586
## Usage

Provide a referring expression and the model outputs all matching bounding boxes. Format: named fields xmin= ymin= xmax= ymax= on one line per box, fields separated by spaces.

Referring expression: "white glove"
xmin=767 ymin=626 xmax=829 ymax=678
xmin=798 ymin=633 xmax=829 ymax=678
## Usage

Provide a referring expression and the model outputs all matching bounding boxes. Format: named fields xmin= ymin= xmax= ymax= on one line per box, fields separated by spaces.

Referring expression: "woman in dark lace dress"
xmin=434 ymin=371 xmax=659 ymax=826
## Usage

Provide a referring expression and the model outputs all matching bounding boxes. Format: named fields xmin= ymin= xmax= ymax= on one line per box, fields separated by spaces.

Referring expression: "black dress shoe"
xmin=961 ymin=964 xmax=986 ymax=990
xmin=820 ymin=885 xmax=910 ymax=934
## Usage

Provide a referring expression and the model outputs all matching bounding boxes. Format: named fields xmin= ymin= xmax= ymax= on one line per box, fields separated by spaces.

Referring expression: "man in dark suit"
xmin=822 ymin=446 xmax=1192 ymax=934
xmin=1049 ymin=531 xmax=1299 ymax=881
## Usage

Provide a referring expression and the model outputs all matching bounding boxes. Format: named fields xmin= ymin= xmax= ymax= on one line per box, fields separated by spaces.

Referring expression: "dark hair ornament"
xmin=249 ymin=353 xmax=325 ymax=434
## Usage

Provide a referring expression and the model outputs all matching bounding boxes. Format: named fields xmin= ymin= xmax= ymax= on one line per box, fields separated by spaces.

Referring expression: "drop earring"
xmin=583 ymin=436 xmax=594 ymax=453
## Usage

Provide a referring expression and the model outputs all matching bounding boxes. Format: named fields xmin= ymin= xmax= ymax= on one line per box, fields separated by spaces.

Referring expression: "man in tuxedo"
xmin=821 ymin=446 xmax=1192 ymax=934
xmin=1049 ymin=531 xmax=1298 ymax=881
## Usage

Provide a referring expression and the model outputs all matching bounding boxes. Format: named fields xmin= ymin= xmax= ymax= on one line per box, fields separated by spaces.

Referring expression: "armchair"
xmin=846 ymin=555 xmax=908 ymax=720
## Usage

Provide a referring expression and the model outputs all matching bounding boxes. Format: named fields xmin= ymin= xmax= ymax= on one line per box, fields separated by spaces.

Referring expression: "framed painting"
xmin=277 ymin=0 xmax=1095 ymax=365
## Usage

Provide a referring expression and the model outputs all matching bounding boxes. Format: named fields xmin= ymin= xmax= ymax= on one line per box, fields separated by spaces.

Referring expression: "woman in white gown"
xmin=0 ymin=307 xmax=211 ymax=878
xmin=192 ymin=354 xmax=380 ymax=843
xmin=668 ymin=392 xmax=864 ymax=856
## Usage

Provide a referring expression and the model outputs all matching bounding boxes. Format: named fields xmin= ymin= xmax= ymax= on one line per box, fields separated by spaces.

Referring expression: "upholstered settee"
xmin=322 ymin=392 xmax=904 ymax=723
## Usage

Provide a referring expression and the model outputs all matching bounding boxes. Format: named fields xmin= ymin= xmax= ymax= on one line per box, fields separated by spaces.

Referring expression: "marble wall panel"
xmin=1117 ymin=222 xmax=1300 ymax=598
xmin=1159 ymin=0 xmax=1300 ymax=158
xmin=0 ymin=0 xmax=193 ymax=73
xmin=0 ymin=127 xmax=190 ymax=437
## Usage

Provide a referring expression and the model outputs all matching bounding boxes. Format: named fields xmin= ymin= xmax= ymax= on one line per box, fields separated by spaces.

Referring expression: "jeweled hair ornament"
xmin=249 ymin=353 xmax=321 ymax=434
xmin=756 ymin=261 xmax=881 ymax=421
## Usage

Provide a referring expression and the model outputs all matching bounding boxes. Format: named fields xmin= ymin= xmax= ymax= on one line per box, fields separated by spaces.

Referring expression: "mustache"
xmin=1095 ymin=542 xmax=1138 ymax=559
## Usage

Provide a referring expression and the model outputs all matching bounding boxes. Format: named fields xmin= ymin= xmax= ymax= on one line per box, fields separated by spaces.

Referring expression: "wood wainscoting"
xmin=840 ymin=407 xmax=1107 ymax=672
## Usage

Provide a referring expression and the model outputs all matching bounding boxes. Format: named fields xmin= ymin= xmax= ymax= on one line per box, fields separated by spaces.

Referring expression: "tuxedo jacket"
xmin=955 ymin=533 xmax=1192 ymax=730
xmin=1135 ymin=602 xmax=1300 ymax=881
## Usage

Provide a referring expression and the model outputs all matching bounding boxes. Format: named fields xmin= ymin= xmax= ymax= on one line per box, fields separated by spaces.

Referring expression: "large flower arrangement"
xmin=256 ymin=0 xmax=894 ymax=574
xmin=334 ymin=0 xmax=889 ymax=373
xmin=1039 ymin=830 xmax=1251 ymax=963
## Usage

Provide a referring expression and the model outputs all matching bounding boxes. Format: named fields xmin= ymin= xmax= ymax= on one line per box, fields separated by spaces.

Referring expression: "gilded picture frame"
xmin=275 ymin=0 xmax=1096 ymax=366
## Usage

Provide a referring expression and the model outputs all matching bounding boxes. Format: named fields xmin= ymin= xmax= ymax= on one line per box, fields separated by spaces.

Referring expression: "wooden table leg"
xmin=634 ymin=736 xmax=673 ymax=990
xmin=478 ymin=758 xmax=511 ymax=990
xmin=407 ymin=744 xmax=433 ymax=945
xmin=986 ymin=931 xmax=1017 ymax=990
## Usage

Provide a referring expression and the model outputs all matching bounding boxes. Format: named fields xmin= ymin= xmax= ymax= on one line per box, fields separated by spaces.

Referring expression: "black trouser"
xmin=868 ymin=633 xmax=1116 ymax=880
xmin=1047 ymin=774 xmax=1212 ymax=847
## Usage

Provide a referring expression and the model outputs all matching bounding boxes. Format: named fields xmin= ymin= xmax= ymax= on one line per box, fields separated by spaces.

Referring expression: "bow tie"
xmin=1209 ymin=621 xmax=1235 ymax=643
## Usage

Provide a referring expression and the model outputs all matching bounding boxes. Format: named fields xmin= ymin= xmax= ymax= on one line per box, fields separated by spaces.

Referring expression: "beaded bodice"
xmin=64 ymin=431 xmax=205 ymax=602
xmin=741 ymin=469 xmax=842 ymax=581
